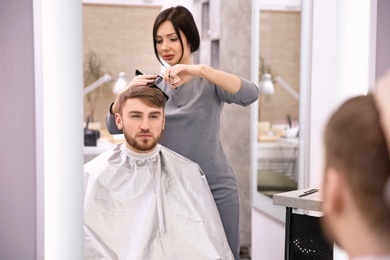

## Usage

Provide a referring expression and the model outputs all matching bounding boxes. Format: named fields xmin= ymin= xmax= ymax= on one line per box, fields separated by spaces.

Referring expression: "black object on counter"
xmin=84 ymin=116 xmax=100 ymax=146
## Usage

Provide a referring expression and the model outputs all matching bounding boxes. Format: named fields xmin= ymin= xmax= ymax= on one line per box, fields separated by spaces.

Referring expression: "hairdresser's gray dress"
xmin=106 ymin=77 xmax=259 ymax=259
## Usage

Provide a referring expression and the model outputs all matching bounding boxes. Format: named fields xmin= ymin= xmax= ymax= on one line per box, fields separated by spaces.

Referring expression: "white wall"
xmin=376 ymin=0 xmax=390 ymax=79
xmin=82 ymin=0 xmax=193 ymax=10
xmin=251 ymin=0 xmax=375 ymax=259
xmin=0 ymin=1 xmax=37 ymax=257
xmin=308 ymin=0 xmax=339 ymax=189
xmin=35 ymin=0 xmax=85 ymax=259
xmin=0 ymin=0 xmax=84 ymax=259
xmin=251 ymin=1 xmax=340 ymax=257
xmin=251 ymin=208 xmax=285 ymax=259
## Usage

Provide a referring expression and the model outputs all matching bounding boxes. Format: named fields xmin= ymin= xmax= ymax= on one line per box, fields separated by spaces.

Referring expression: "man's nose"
xmin=140 ymin=119 xmax=151 ymax=130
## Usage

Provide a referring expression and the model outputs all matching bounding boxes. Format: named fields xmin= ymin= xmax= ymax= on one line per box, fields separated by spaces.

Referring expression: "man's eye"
xmin=131 ymin=115 xmax=141 ymax=118
xmin=150 ymin=115 xmax=159 ymax=119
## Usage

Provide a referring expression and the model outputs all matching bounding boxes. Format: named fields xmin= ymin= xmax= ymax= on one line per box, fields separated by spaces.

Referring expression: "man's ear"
xmin=162 ymin=116 xmax=166 ymax=130
xmin=322 ymin=167 xmax=345 ymax=215
xmin=115 ymin=113 xmax=123 ymax=130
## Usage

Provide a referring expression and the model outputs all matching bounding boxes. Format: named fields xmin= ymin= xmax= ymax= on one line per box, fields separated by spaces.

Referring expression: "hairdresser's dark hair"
xmin=117 ymin=85 xmax=166 ymax=115
xmin=152 ymin=5 xmax=200 ymax=66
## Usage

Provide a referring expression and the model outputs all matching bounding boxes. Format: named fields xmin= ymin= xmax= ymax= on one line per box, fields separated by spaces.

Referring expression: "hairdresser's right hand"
xmin=111 ymin=74 xmax=158 ymax=114
xmin=126 ymin=74 xmax=158 ymax=90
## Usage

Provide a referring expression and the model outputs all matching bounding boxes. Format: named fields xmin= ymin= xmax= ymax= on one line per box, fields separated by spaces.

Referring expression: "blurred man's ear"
xmin=115 ymin=113 xmax=123 ymax=130
xmin=162 ymin=116 xmax=166 ymax=130
xmin=322 ymin=167 xmax=344 ymax=215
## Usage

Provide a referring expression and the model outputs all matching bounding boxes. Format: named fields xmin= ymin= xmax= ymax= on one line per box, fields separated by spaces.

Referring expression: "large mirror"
xmin=82 ymin=2 xmax=164 ymax=162
xmin=251 ymin=0 xmax=312 ymax=222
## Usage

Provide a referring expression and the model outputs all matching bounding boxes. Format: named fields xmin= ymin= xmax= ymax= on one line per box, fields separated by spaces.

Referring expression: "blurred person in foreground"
xmin=321 ymin=75 xmax=390 ymax=259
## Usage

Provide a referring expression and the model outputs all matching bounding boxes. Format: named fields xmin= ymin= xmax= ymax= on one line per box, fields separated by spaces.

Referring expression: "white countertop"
xmin=277 ymin=137 xmax=299 ymax=146
xmin=272 ymin=188 xmax=322 ymax=212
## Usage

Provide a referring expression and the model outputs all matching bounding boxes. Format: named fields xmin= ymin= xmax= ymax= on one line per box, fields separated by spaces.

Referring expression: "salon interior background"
xmin=82 ymin=0 xmax=299 ymax=253
xmin=82 ymin=0 xmax=257 ymax=253
xmin=2 ymin=0 xmax=390 ymax=259
xmin=1 ymin=0 xmax=257 ymax=258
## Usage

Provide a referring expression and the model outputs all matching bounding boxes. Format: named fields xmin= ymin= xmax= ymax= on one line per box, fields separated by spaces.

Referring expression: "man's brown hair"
xmin=117 ymin=85 xmax=166 ymax=115
xmin=324 ymin=93 xmax=390 ymax=234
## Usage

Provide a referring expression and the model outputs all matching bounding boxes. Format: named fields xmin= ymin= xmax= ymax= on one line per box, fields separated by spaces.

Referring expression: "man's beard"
xmin=123 ymin=128 xmax=162 ymax=152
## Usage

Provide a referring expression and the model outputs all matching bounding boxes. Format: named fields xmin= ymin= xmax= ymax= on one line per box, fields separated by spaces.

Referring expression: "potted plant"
xmin=83 ymin=50 xmax=112 ymax=123
xmin=83 ymin=50 xmax=111 ymax=146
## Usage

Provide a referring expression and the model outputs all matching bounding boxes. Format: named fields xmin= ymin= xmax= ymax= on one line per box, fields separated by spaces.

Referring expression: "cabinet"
xmin=257 ymin=139 xmax=298 ymax=197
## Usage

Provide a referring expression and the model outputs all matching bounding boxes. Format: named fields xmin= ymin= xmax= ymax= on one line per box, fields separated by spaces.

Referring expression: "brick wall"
xmin=82 ymin=4 xmax=162 ymax=132
xmin=259 ymin=10 xmax=301 ymax=125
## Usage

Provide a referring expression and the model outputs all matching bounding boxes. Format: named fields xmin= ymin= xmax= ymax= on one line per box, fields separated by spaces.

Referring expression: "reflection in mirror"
xmin=257 ymin=7 xmax=301 ymax=198
xmin=82 ymin=3 xmax=162 ymax=162
xmin=251 ymin=0 xmax=311 ymax=222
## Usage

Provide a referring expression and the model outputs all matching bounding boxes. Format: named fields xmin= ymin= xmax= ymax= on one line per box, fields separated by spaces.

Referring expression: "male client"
xmin=84 ymin=85 xmax=234 ymax=260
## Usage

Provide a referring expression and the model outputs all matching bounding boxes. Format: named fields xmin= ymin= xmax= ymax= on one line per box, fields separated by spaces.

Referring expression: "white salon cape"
xmin=84 ymin=143 xmax=234 ymax=260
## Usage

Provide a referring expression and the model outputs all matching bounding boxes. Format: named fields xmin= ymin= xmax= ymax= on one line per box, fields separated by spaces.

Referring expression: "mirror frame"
xmin=250 ymin=0 xmax=313 ymax=222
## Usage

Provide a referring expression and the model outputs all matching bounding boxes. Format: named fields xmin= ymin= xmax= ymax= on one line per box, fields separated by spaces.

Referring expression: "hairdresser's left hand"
xmin=163 ymin=64 xmax=201 ymax=89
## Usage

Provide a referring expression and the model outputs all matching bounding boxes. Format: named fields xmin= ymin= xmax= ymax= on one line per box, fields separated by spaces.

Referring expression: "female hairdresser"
xmin=106 ymin=6 xmax=259 ymax=259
